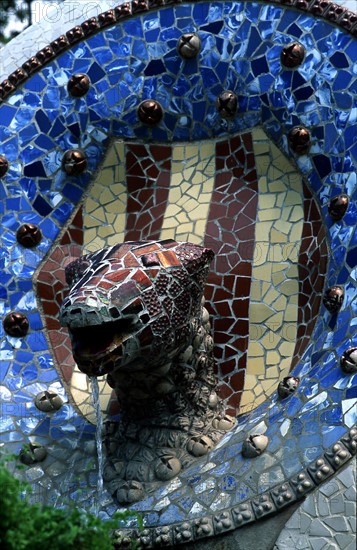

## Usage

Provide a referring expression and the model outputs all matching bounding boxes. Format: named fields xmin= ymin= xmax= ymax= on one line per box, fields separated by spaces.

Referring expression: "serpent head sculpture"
xmin=60 ymin=239 xmax=235 ymax=503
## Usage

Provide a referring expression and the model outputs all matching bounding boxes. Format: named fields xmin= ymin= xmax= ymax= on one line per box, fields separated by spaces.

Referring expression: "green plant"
xmin=0 ymin=454 xmax=142 ymax=550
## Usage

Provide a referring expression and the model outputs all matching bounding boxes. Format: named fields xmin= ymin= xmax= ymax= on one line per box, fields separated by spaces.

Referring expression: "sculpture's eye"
xmin=65 ymin=258 xmax=91 ymax=287
xmin=141 ymin=253 xmax=160 ymax=267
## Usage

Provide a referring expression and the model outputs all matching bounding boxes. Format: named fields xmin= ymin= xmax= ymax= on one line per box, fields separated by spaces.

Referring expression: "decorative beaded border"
xmin=112 ymin=425 xmax=357 ymax=548
xmin=0 ymin=0 xmax=357 ymax=102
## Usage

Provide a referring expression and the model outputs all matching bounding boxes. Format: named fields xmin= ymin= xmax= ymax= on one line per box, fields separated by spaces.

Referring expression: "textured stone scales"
xmin=60 ymin=240 xmax=235 ymax=503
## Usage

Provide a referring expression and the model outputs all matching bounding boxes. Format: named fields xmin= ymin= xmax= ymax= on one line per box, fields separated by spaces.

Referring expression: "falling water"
xmin=91 ymin=376 xmax=104 ymax=515
xmin=51 ymin=390 xmax=89 ymax=509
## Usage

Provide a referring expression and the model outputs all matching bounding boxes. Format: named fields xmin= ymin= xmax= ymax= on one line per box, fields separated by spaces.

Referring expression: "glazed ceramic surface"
xmin=0 ymin=0 xmax=356 ymax=544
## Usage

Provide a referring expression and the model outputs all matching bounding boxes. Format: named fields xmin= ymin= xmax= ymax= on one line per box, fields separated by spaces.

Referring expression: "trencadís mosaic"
xmin=0 ymin=1 xmax=356 ymax=546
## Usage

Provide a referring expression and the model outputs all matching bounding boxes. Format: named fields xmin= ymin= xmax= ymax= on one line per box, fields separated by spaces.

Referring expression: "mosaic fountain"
xmin=0 ymin=0 xmax=356 ymax=548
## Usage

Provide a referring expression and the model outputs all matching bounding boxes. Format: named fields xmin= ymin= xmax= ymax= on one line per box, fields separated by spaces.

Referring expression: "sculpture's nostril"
xmin=110 ymin=307 xmax=120 ymax=318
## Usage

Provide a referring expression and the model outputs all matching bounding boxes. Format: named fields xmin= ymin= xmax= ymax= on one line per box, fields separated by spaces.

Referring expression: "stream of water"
xmin=91 ymin=376 xmax=104 ymax=515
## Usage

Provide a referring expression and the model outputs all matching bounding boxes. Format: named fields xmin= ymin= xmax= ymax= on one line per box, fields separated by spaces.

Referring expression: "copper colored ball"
xmin=328 ymin=194 xmax=349 ymax=221
xmin=138 ymin=100 xmax=163 ymax=126
xmin=67 ymin=73 xmax=90 ymax=97
xmin=216 ymin=91 xmax=238 ymax=118
xmin=340 ymin=347 xmax=357 ymax=374
xmin=62 ymin=149 xmax=87 ymax=175
xmin=3 ymin=312 xmax=30 ymax=337
xmin=281 ymin=42 xmax=305 ymax=68
xmin=0 ymin=155 xmax=9 ymax=177
xmin=16 ymin=223 xmax=42 ymax=248
xmin=288 ymin=126 xmax=311 ymax=154
xmin=323 ymin=286 xmax=344 ymax=314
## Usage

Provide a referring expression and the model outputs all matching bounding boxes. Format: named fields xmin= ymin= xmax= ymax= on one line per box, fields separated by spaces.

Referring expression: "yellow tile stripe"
xmin=80 ymin=141 xmax=127 ymax=421
xmin=239 ymin=129 xmax=304 ymax=414
xmin=83 ymin=140 xmax=127 ymax=254
xmin=160 ymin=142 xmax=216 ymax=244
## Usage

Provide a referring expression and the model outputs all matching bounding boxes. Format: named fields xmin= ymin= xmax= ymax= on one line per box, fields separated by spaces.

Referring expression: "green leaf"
xmin=0 ymin=453 xmax=142 ymax=550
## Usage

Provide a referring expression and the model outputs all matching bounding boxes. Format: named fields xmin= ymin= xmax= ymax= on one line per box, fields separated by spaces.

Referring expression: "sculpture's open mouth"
xmin=68 ymin=318 xmax=136 ymax=372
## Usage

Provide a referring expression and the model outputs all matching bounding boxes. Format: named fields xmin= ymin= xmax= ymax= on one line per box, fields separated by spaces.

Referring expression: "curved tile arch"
xmin=0 ymin=1 xmax=352 ymax=83
xmin=0 ymin=0 xmax=357 ymax=101
xmin=0 ymin=0 xmax=356 ymax=544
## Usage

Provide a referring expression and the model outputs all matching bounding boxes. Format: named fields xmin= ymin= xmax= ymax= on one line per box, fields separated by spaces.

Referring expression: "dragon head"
xmin=60 ymin=240 xmax=214 ymax=376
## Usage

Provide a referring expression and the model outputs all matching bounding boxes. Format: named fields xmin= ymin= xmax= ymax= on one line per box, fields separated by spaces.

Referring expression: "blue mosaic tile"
xmin=322 ymin=425 xmax=348 ymax=447
xmin=0 ymin=0 xmax=355 ymax=534
xmin=37 ymin=370 xmax=58 ymax=383
xmin=320 ymin=367 xmax=345 ymax=389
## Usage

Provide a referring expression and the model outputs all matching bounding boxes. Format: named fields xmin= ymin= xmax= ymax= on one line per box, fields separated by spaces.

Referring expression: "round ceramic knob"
xmin=137 ymin=99 xmax=163 ymax=125
xmin=288 ymin=126 xmax=311 ymax=154
xmin=67 ymin=73 xmax=90 ymax=97
xmin=208 ymin=391 xmax=219 ymax=409
xmin=114 ymin=480 xmax=145 ymax=504
xmin=155 ymin=455 xmax=182 ymax=481
xmin=3 ymin=312 xmax=29 ymax=337
xmin=177 ymin=33 xmax=201 ymax=58
xmin=0 ymin=155 xmax=9 ymax=177
xmin=278 ymin=376 xmax=300 ymax=398
xmin=61 ymin=149 xmax=87 ymax=175
xmin=16 ymin=223 xmax=42 ymax=248
xmin=281 ymin=42 xmax=305 ymax=68
xmin=340 ymin=347 xmax=357 ymax=374
xmin=212 ymin=415 xmax=236 ymax=431
xmin=216 ymin=91 xmax=238 ymax=118
xmin=20 ymin=443 xmax=47 ymax=465
xmin=242 ymin=434 xmax=269 ymax=458
xmin=187 ymin=435 xmax=214 ymax=456
xmin=323 ymin=285 xmax=344 ymax=313
xmin=35 ymin=391 xmax=63 ymax=412
xmin=328 ymin=194 xmax=349 ymax=221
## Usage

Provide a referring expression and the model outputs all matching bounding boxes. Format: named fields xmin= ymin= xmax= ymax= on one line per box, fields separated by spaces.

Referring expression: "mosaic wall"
xmin=0 ymin=0 xmax=356 ymax=547
xmin=37 ymin=128 xmax=328 ymax=420
xmin=274 ymin=457 xmax=356 ymax=550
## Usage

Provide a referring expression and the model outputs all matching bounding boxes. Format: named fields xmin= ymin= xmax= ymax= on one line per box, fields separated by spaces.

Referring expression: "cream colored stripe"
xmin=79 ymin=140 xmax=127 ymax=421
xmin=83 ymin=140 xmax=127 ymax=254
xmin=160 ymin=142 xmax=216 ymax=244
xmin=239 ymin=128 xmax=304 ymax=414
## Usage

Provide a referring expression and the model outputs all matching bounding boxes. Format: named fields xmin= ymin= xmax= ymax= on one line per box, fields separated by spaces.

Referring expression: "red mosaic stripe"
xmin=38 ymin=209 xmax=84 ymax=383
xmin=204 ymin=133 xmax=259 ymax=415
xmin=60 ymin=207 xmax=83 ymax=246
xmin=38 ymin=211 xmax=120 ymax=416
xmin=38 ymin=245 xmax=80 ymax=385
xmin=291 ymin=182 xmax=328 ymax=368
xmin=125 ymin=144 xmax=172 ymax=241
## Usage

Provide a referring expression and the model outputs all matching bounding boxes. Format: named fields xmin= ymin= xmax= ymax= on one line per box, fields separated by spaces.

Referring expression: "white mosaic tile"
xmin=274 ymin=457 xmax=357 ymax=550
